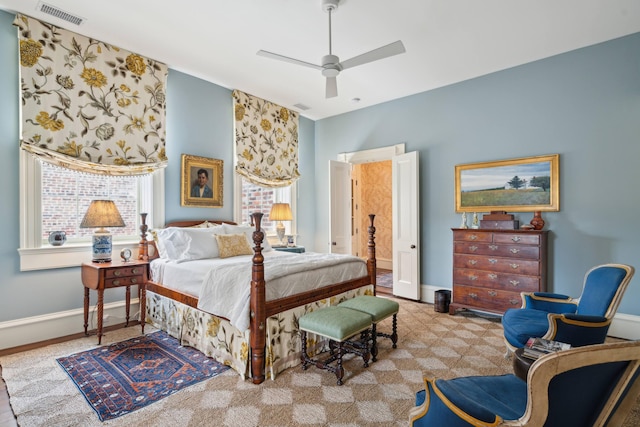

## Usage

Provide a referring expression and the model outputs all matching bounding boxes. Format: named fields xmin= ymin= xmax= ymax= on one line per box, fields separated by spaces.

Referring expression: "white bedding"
xmin=149 ymin=251 xmax=368 ymax=330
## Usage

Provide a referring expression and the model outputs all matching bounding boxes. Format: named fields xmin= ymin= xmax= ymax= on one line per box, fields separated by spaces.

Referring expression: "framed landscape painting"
xmin=181 ymin=154 xmax=223 ymax=207
xmin=455 ymin=154 xmax=559 ymax=212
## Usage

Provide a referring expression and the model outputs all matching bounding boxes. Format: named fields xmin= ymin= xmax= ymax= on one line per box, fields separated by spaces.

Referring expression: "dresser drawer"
xmin=453 ymin=285 xmax=523 ymax=312
xmin=454 ymin=254 xmax=540 ymax=276
xmin=453 ymin=267 xmax=541 ymax=292
xmin=493 ymin=233 xmax=540 ymax=246
xmin=453 ymin=230 xmax=493 ymax=243
xmin=454 ymin=241 xmax=540 ymax=259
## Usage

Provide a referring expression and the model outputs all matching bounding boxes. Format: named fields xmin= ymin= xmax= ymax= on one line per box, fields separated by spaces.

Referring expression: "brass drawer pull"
xmin=469 ymin=245 xmax=478 ymax=252
xmin=469 ymin=234 xmax=478 ymax=240
xmin=509 ymin=280 xmax=520 ymax=287
xmin=511 ymin=236 xmax=521 ymax=242
xmin=468 ymin=259 xmax=477 ymax=265
xmin=488 ymin=258 xmax=497 ymax=264
xmin=510 ymin=263 xmax=520 ymax=269
xmin=488 ymin=291 xmax=497 ymax=297
xmin=488 ymin=273 xmax=497 ymax=280
xmin=510 ymin=248 xmax=520 ymax=254
xmin=489 ymin=245 xmax=498 ymax=251
xmin=132 ymin=268 xmax=140 ymax=274
xmin=114 ymin=270 xmax=122 ymax=276
xmin=131 ymin=278 xmax=138 ymax=284
xmin=113 ymin=280 xmax=120 ymax=286
xmin=509 ymin=298 xmax=520 ymax=305
xmin=469 ymin=275 xmax=478 ymax=281
xmin=469 ymin=293 xmax=478 ymax=299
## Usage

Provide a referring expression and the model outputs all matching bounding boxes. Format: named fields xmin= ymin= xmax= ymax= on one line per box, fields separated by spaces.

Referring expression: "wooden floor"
xmin=0 ymin=366 xmax=18 ymax=427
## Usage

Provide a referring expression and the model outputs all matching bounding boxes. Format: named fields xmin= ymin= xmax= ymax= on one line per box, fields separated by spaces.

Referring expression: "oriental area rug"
xmin=56 ymin=331 xmax=229 ymax=421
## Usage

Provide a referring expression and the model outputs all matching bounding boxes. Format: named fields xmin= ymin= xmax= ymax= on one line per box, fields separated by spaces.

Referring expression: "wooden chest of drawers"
xmin=450 ymin=228 xmax=548 ymax=315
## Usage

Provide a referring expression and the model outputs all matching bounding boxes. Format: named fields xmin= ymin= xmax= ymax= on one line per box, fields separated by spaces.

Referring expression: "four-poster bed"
xmin=141 ymin=213 xmax=378 ymax=384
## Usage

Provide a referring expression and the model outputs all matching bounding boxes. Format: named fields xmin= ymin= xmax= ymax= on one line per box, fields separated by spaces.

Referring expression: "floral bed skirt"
xmin=146 ymin=284 xmax=374 ymax=380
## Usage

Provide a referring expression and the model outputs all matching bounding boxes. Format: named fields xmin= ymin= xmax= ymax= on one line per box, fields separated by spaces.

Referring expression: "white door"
xmin=329 ymin=160 xmax=351 ymax=254
xmin=392 ymin=151 xmax=420 ymax=300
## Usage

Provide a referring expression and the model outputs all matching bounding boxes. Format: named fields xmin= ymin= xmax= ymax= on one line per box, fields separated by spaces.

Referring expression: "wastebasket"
xmin=434 ymin=289 xmax=451 ymax=313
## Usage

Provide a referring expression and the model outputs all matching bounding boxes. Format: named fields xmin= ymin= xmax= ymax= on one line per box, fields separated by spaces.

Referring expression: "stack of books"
xmin=522 ymin=337 xmax=571 ymax=360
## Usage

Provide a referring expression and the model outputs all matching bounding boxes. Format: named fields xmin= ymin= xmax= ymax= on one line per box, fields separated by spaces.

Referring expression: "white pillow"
xmin=224 ymin=224 xmax=272 ymax=252
xmin=179 ymin=224 xmax=226 ymax=260
xmin=154 ymin=227 xmax=191 ymax=260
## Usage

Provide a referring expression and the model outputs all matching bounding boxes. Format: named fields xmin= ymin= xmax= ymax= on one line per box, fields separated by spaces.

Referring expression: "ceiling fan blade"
xmin=339 ymin=40 xmax=406 ymax=70
xmin=326 ymin=76 xmax=338 ymax=98
xmin=256 ymin=50 xmax=323 ymax=70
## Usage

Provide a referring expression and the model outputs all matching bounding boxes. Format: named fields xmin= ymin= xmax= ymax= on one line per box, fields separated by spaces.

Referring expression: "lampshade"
xmin=269 ymin=203 xmax=292 ymax=221
xmin=80 ymin=200 xmax=125 ymax=263
xmin=269 ymin=203 xmax=292 ymax=246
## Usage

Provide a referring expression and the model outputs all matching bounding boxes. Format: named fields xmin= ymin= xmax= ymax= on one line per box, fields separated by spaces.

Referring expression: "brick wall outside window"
xmin=241 ymin=180 xmax=276 ymax=231
xmin=41 ymin=163 xmax=138 ymax=241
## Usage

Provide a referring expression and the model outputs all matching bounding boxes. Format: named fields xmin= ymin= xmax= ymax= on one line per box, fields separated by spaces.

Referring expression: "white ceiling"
xmin=1 ymin=0 xmax=639 ymax=120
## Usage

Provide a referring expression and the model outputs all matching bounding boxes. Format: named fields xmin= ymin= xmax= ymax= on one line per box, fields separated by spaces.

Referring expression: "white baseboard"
xmin=377 ymin=258 xmax=392 ymax=270
xmin=419 ymin=285 xmax=639 ymax=341
xmin=0 ymin=299 xmax=140 ymax=350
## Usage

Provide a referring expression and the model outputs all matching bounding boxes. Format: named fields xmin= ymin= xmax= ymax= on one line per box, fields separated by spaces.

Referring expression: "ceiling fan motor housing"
xmin=321 ymin=54 xmax=341 ymax=77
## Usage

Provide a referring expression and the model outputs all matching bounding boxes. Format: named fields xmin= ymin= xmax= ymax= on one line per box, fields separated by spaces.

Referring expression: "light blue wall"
xmin=313 ymin=32 xmax=640 ymax=315
xmin=1 ymin=5 xmax=638 ymax=334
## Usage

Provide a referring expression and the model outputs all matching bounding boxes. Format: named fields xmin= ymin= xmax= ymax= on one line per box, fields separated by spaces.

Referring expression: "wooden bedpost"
xmin=368 ymin=214 xmax=377 ymax=295
xmin=250 ymin=212 xmax=266 ymax=384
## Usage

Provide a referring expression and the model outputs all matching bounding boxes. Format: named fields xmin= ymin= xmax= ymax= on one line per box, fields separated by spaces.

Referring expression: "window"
xmin=18 ymin=151 xmax=164 ymax=271
xmin=234 ymin=175 xmax=296 ymax=239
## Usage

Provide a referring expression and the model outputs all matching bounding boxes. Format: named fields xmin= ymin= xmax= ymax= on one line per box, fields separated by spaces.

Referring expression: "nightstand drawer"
xmin=105 ymin=275 xmax=144 ymax=288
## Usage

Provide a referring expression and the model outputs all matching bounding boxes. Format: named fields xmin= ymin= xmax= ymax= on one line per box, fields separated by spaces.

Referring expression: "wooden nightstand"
xmin=81 ymin=259 xmax=148 ymax=344
xmin=273 ymin=246 xmax=305 ymax=253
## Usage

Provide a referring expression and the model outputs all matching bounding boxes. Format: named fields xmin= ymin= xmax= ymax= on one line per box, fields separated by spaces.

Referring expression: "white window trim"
xmin=18 ymin=150 xmax=165 ymax=271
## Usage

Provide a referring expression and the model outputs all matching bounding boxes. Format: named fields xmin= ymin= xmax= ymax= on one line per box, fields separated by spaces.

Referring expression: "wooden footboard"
xmin=141 ymin=214 xmax=377 ymax=384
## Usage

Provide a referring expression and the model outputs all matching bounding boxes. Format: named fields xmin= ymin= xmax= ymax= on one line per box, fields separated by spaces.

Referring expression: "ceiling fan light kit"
xmin=257 ymin=0 xmax=406 ymax=99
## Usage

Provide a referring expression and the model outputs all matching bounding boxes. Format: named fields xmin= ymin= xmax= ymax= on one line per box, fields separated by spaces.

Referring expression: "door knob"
xmin=332 ymin=242 xmax=337 ymax=245
xmin=410 ymin=244 xmax=416 ymax=249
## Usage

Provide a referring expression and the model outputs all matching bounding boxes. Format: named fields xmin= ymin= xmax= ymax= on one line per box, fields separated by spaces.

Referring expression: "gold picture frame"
xmin=455 ymin=154 xmax=559 ymax=212
xmin=181 ymin=154 xmax=223 ymax=207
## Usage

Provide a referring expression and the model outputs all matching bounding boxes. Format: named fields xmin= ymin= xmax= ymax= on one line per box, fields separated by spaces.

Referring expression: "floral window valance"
xmin=233 ymin=90 xmax=300 ymax=188
xmin=14 ymin=14 xmax=168 ymax=176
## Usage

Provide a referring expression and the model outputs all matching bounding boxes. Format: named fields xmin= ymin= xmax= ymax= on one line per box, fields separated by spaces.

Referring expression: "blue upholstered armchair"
xmin=502 ymin=263 xmax=634 ymax=353
xmin=409 ymin=340 xmax=640 ymax=426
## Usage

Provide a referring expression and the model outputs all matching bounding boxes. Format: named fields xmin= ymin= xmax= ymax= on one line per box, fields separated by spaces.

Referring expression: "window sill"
xmin=18 ymin=241 xmax=140 ymax=271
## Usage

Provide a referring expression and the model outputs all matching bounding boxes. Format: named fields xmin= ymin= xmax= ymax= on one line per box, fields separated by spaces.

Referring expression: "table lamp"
xmin=80 ymin=200 xmax=125 ymax=262
xmin=269 ymin=203 xmax=292 ymax=246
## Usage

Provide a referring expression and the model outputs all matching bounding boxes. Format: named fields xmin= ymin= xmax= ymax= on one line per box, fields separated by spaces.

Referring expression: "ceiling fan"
xmin=257 ymin=0 xmax=406 ymax=99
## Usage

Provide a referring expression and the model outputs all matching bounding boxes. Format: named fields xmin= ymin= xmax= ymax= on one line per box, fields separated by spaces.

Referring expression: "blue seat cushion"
xmin=502 ymin=308 xmax=549 ymax=348
xmin=436 ymin=375 xmax=527 ymax=422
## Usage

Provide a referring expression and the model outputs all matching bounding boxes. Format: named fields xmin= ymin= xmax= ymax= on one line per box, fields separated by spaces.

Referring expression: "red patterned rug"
xmin=56 ymin=331 xmax=229 ymax=421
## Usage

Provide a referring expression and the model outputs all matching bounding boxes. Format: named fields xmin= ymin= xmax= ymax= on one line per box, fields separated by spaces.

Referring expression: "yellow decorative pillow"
xmin=216 ymin=233 xmax=253 ymax=258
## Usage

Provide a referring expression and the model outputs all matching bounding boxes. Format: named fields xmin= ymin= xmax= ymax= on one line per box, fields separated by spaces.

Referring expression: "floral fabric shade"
xmin=14 ymin=14 xmax=168 ymax=176
xmin=233 ymin=90 xmax=300 ymax=187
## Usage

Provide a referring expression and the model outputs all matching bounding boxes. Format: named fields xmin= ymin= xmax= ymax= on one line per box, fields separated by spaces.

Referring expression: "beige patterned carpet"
xmin=1 ymin=297 xmax=638 ymax=426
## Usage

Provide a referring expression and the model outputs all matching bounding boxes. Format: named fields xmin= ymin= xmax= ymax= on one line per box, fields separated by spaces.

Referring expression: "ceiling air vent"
xmin=37 ymin=2 xmax=85 ymax=25
xmin=293 ymin=103 xmax=310 ymax=111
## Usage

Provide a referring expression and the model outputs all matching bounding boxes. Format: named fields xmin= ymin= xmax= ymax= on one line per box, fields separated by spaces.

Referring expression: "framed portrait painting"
xmin=455 ymin=154 xmax=559 ymax=213
xmin=181 ymin=154 xmax=223 ymax=207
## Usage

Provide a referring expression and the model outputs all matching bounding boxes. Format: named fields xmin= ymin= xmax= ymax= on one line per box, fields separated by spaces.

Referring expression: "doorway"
xmin=351 ymin=160 xmax=393 ymax=294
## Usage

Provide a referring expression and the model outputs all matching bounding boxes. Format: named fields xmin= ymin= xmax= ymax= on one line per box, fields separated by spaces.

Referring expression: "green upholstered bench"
xmin=299 ymin=306 xmax=373 ymax=385
xmin=337 ymin=295 xmax=399 ymax=361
